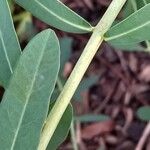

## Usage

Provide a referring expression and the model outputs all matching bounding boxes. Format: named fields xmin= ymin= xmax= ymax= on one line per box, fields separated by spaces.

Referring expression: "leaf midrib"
xmin=105 ymin=20 xmax=150 ymax=41
xmin=10 ymin=34 xmax=50 ymax=150
xmin=34 ymin=0 xmax=92 ymax=31
xmin=0 ymin=30 xmax=13 ymax=74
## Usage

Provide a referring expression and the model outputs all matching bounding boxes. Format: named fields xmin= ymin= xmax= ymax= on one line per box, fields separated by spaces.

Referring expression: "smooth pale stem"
xmin=57 ymin=77 xmax=78 ymax=150
xmin=70 ymin=122 xmax=78 ymax=150
xmin=38 ymin=0 xmax=127 ymax=149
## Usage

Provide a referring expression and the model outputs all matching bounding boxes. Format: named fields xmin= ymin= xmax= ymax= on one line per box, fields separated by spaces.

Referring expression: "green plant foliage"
xmin=74 ymin=75 xmax=99 ymax=101
xmin=57 ymin=37 xmax=99 ymax=101
xmin=0 ymin=29 xmax=60 ymax=149
xmin=15 ymin=0 xmax=93 ymax=33
xmin=47 ymin=103 xmax=73 ymax=150
xmin=136 ymin=0 xmax=150 ymax=9
xmin=59 ymin=37 xmax=73 ymax=74
xmin=15 ymin=12 xmax=37 ymax=42
xmin=137 ymin=106 xmax=150 ymax=121
xmin=0 ymin=0 xmax=21 ymax=88
xmin=122 ymin=0 xmax=135 ymax=18
xmin=75 ymin=114 xmax=110 ymax=123
xmin=8 ymin=0 xmax=14 ymax=12
xmin=105 ymin=3 xmax=150 ymax=47
xmin=110 ymin=43 xmax=144 ymax=51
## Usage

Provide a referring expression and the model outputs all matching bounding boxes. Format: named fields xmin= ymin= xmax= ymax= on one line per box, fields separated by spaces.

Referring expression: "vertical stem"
xmin=57 ymin=77 xmax=78 ymax=150
xmin=70 ymin=122 xmax=78 ymax=150
xmin=38 ymin=0 xmax=127 ymax=149
xmin=131 ymin=0 xmax=138 ymax=11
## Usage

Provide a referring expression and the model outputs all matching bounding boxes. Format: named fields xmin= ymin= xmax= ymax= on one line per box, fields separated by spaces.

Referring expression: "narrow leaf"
xmin=105 ymin=3 xmax=150 ymax=47
xmin=137 ymin=106 xmax=150 ymax=121
xmin=0 ymin=0 xmax=21 ymax=88
xmin=0 ymin=29 xmax=60 ymax=149
xmin=47 ymin=103 xmax=73 ymax=150
xmin=15 ymin=0 xmax=93 ymax=33
xmin=75 ymin=114 xmax=110 ymax=123
xmin=136 ymin=0 xmax=150 ymax=9
xmin=59 ymin=37 xmax=72 ymax=74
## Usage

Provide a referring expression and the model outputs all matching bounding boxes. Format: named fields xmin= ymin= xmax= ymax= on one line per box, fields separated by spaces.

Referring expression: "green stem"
xmin=13 ymin=12 xmax=30 ymax=22
xmin=57 ymin=77 xmax=78 ymax=150
xmin=131 ymin=0 xmax=138 ymax=11
xmin=70 ymin=122 xmax=78 ymax=150
xmin=56 ymin=77 xmax=63 ymax=91
xmin=38 ymin=0 xmax=127 ymax=149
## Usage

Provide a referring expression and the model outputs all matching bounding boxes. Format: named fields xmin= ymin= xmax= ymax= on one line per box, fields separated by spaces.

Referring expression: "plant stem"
xmin=131 ymin=0 xmax=138 ymax=11
xmin=56 ymin=77 xmax=63 ymax=92
xmin=70 ymin=122 xmax=78 ymax=150
xmin=57 ymin=77 xmax=78 ymax=150
xmin=38 ymin=0 xmax=127 ymax=149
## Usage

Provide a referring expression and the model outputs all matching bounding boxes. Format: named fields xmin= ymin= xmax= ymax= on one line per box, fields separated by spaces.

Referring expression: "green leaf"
xmin=137 ymin=106 xmax=150 ymax=121
xmin=47 ymin=103 xmax=73 ymax=150
xmin=105 ymin=3 xmax=150 ymax=47
xmin=122 ymin=0 xmax=135 ymax=18
xmin=136 ymin=0 xmax=150 ymax=9
xmin=8 ymin=0 xmax=14 ymax=12
xmin=75 ymin=114 xmax=110 ymax=123
xmin=110 ymin=42 xmax=144 ymax=51
xmin=16 ymin=13 xmax=37 ymax=42
xmin=0 ymin=29 xmax=60 ymax=149
xmin=74 ymin=75 xmax=99 ymax=101
xmin=59 ymin=37 xmax=73 ymax=74
xmin=0 ymin=0 xmax=21 ymax=88
xmin=15 ymin=0 xmax=93 ymax=33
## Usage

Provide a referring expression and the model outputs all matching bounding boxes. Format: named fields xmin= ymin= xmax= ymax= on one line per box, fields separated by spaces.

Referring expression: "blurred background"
xmin=1 ymin=0 xmax=150 ymax=149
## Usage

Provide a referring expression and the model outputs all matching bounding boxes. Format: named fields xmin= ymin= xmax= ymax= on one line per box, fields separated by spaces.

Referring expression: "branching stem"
xmin=38 ymin=0 xmax=127 ymax=149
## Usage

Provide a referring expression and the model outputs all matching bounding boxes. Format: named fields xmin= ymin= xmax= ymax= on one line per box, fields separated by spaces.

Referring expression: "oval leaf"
xmin=0 ymin=29 xmax=60 ymax=149
xmin=0 ymin=0 xmax=21 ymax=88
xmin=105 ymin=3 xmax=150 ymax=47
xmin=47 ymin=103 xmax=73 ymax=150
xmin=15 ymin=0 xmax=93 ymax=33
xmin=137 ymin=106 xmax=150 ymax=121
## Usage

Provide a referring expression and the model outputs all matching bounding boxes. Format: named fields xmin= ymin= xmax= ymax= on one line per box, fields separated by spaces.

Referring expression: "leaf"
xmin=47 ymin=103 xmax=73 ymax=150
xmin=136 ymin=0 xmax=150 ymax=9
xmin=15 ymin=0 xmax=93 ymax=33
xmin=0 ymin=29 xmax=60 ymax=149
xmin=16 ymin=13 xmax=37 ymax=42
xmin=137 ymin=106 xmax=150 ymax=121
xmin=0 ymin=0 xmax=21 ymax=88
xmin=105 ymin=3 xmax=150 ymax=47
xmin=59 ymin=37 xmax=73 ymax=74
xmin=122 ymin=0 xmax=135 ymax=18
xmin=74 ymin=75 xmax=99 ymax=101
xmin=75 ymin=114 xmax=110 ymax=123
xmin=110 ymin=43 xmax=144 ymax=51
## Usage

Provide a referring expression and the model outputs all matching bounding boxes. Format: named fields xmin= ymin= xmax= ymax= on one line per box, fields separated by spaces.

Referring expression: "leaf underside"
xmin=0 ymin=29 xmax=60 ymax=150
xmin=15 ymin=0 xmax=92 ymax=33
xmin=0 ymin=0 xmax=21 ymax=88
xmin=105 ymin=3 xmax=150 ymax=47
